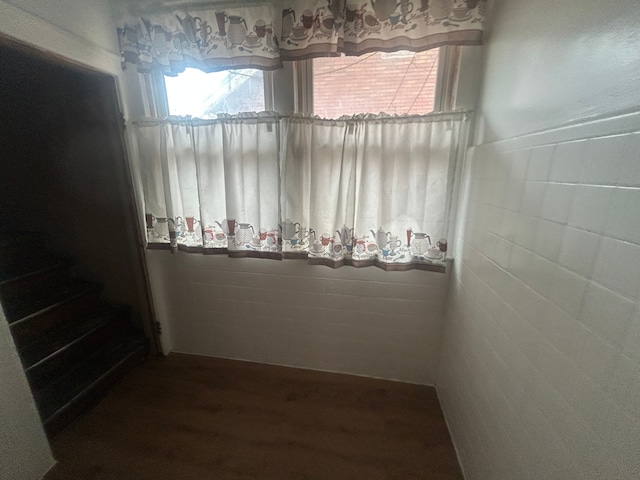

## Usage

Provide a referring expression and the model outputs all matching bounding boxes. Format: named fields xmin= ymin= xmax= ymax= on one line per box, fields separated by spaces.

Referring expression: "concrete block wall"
xmin=438 ymin=114 xmax=640 ymax=479
xmin=147 ymin=250 xmax=449 ymax=385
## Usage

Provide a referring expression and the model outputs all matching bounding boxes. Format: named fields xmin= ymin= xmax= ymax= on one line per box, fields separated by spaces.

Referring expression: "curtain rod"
xmin=133 ymin=111 xmax=473 ymax=127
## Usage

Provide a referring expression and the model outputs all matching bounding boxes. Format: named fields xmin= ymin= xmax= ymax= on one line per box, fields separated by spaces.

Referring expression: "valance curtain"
xmin=117 ymin=0 xmax=486 ymax=73
xmin=139 ymin=112 xmax=469 ymax=271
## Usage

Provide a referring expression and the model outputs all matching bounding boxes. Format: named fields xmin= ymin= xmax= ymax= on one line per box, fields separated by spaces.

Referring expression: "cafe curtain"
xmin=116 ymin=0 xmax=486 ymax=73
xmin=139 ymin=112 xmax=469 ymax=271
xmin=139 ymin=114 xmax=282 ymax=259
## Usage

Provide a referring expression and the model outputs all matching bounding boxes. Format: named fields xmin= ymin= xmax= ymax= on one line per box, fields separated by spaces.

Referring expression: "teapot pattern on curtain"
xmin=138 ymin=111 xmax=468 ymax=272
xmin=117 ymin=0 xmax=485 ymax=73
xmin=118 ymin=4 xmax=282 ymax=74
xmin=147 ymin=216 xmax=281 ymax=253
xmin=287 ymin=223 xmax=446 ymax=268
xmin=146 ymin=214 xmax=446 ymax=270
xmin=278 ymin=0 xmax=486 ymax=60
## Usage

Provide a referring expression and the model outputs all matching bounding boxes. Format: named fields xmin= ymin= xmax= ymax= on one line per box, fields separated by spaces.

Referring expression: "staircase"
xmin=0 ymin=231 xmax=149 ymax=439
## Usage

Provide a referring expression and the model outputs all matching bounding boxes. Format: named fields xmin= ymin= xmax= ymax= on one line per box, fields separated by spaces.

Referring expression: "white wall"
xmin=475 ymin=0 xmax=640 ymax=144
xmin=3 ymin=0 xmax=118 ymax=52
xmin=148 ymin=251 xmax=449 ymax=384
xmin=438 ymin=0 xmax=640 ymax=478
xmin=0 ymin=311 xmax=54 ymax=480
xmin=0 ymin=0 xmax=121 ymax=75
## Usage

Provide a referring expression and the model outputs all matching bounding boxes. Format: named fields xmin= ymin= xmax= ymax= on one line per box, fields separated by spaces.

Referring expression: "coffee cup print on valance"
xmin=117 ymin=3 xmax=282 ymax=74
xmin=117 ymin=0 xmax=485 ymax=72
xmin=277 ymin=0 xmax=485 ymax=61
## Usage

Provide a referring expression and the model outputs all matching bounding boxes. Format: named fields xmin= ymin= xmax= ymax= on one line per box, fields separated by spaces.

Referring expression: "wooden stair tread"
xmin=9 ymin=289 xmax=101 ymax=346
xmin=20 ymin=304 xmax=130 ymax=369
xmin=0 ymin=258 xmax=63 ymax=283
xmin=2 ymin=279 xmax=100 ymax=323
xmin=37 ymin=333 xmax=147 ymax=422
xmin=43 ymin=340 xmax=148 ymax=439
xmin=1 ymin=230 xmax=150 ymax=438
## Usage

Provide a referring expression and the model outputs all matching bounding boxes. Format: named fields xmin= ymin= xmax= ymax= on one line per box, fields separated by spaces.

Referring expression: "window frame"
xmin=139 ymin=46 xmax=461 ymax=119
xmin=294 ymin=45 xmax=460 ymax=116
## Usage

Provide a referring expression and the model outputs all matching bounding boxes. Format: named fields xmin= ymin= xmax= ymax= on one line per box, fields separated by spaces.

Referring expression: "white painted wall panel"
xmin=440 ymin=123 xmax=640 ymax=479
xmin=439 ymin=0 xmax=640 ymax=477
xmin=475 ymin=0 xmax=640 ymax=143
xmin=148 ymin=250 xmax=448 ymax=385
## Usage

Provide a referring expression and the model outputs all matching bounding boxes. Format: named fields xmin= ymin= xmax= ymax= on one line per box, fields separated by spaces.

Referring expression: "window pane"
xmin=164 ymin=67 xmax=264 ymax=118
xmin=313 ymin=49 xmax=439 ymax=118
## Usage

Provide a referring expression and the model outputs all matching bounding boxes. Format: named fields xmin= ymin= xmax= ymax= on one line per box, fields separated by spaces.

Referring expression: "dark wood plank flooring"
xmin=45 ymin=353 xmax=462 ymax=479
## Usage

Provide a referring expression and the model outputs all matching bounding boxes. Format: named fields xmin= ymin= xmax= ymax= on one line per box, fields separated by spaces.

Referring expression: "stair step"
xmin=1 ymin=230 xmax=150 ymax=439
xmin=38 ymin=334 xmax=148 ymax=438
xmin=2 ymin=279 xmax=100 ymax=323
xmin=24 ymin=306 xmax=132 ymax=389
xmin=10 ymin=289 xmax=101 ymax=346
xmin=20 ymin=304 xmax=129 ymax=368
xmin=0 ymin=257 xmax=62 ymax=284
xmin=0 ymin=261 xmax=70 ymax=303
xmin=43 ymin=340 xmax=148 ymax=440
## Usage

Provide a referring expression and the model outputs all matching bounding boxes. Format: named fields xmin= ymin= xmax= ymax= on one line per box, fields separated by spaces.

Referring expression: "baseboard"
xmin=170 ymin=350 xmax=436 ymax=387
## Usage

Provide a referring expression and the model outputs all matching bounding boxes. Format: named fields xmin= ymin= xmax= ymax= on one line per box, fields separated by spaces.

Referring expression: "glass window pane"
xmin=313 ymin=49 xmax=439 ymax=118
xmin=164 ymin=68 xmax=265 ymax=118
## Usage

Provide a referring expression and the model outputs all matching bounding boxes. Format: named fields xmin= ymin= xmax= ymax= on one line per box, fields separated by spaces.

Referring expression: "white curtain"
xmin=138 ymin=112 xmax=468 ymax=270
xmin=140 ymin=114 xmax=281 ymax=257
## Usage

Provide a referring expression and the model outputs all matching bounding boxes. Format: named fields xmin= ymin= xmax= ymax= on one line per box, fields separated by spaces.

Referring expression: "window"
xmin=163 ymin=68 xmax=266 ymax=118
xmin=135 ymin=47 xmax=467 ymax=270
xmin=141 ymin=46 xmax=458 ymax=119
xmin=313 ymin=49 xmax=440 ymax=118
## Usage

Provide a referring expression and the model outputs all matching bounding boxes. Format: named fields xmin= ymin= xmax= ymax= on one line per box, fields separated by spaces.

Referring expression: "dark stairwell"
xmin=0 ymin=231 xmax=148 ymax=439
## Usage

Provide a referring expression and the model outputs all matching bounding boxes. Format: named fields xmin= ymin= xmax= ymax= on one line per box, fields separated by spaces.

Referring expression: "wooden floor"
xmin=45 ymin=354 xmax=463 ymax=480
